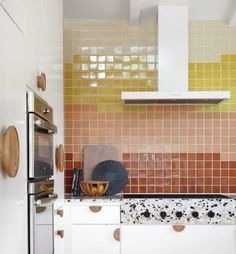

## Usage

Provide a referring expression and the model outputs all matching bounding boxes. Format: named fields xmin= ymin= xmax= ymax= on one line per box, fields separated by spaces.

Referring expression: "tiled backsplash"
xmin=64 ymin=20 xmax=236 ymax=194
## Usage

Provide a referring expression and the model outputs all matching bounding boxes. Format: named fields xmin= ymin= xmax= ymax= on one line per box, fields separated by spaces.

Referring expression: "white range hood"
xmin=122 ymin=6 xmax=230 ymax=105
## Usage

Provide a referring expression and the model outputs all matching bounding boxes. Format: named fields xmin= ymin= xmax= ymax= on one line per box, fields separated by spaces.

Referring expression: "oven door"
xmin=28 ymin=114 xmax=57 ymax=179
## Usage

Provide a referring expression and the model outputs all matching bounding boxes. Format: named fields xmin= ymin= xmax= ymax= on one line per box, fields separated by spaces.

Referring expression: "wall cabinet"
xmin=121 ymin=225 xmax=236 ymax=254
xmin=65 ymin=203 xmax=121 ymax=254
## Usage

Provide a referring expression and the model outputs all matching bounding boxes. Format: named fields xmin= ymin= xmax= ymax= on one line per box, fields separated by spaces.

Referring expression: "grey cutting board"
xmin=83 ymin=145 xmax=119 ymax=180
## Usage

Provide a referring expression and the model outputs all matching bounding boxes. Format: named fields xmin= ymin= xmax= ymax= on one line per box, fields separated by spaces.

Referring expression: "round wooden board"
xmin=56 ymin=144 xmax=64 ymax=172
xmin=1 ymin=126 xmax=20 ymax=177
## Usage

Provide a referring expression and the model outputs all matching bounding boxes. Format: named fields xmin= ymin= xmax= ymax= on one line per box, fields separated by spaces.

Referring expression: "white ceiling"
xmin=64 ymin=0 xmax=236 ymax=25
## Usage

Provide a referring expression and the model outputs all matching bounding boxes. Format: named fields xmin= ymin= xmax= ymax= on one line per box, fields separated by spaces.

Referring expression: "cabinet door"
xmin=36 ymin=225 xmax=53 ymax=254
xmin=72 ymin=225 xmax=120 ymax=254
xmin=0 ymin=0 xmax=25 ymax=32
xmin=54 ymin=227 xmax=64 ymax=254
xmin=121 ymin=225 xmax=236 ymax=254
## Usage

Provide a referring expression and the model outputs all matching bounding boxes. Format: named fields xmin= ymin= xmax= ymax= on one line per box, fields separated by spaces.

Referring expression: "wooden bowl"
xmin=80 ymin=180 xmax=109 ymax=197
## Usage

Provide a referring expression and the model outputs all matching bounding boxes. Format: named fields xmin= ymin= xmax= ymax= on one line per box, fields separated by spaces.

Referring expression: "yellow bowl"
xmin=80 ymin=180 xmax=109 ymax=197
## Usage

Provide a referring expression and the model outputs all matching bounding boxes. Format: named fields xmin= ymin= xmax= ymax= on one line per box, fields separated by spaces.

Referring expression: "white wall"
xmin=0 ymin=5 xmax=27 ymax=254
xmin=0 ymin=1 xmax=63 ymax=253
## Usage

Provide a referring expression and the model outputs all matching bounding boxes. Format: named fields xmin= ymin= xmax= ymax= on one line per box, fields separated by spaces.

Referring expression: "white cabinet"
xmin=72 ymin=225 xmax=120 ymax=254
xmin=0 ymin=0 xmax=25 ymax=32
xmin=0 ymin=6 xmax=27 ymax=254
xmin=54 ymin=202 xmax=65 ymax=254
xmin=65 ymin=203 xmax=121 ymax=254
xmin=121 ymin=225 xmax=236 ymax=254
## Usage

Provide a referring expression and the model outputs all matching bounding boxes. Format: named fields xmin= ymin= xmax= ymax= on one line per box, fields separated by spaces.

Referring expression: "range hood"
xmin=122 ymin=6 xmax=230 ymax=105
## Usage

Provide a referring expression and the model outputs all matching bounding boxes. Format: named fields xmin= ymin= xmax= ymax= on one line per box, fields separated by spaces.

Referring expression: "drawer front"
xmin=54 ymin=207 xmax=64 ymax=229
xmin=72 ymin=205 xmax=120 ymax=224
xmin=36 ymin=204 xmax=53 ymax=225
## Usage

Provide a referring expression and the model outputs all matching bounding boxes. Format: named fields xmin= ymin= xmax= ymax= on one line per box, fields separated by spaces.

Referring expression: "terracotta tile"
xmin=180 ymin=186 xmax=187 ymax=193
xmin=196 ymin=178 xmax=204 ymax=185
xmin=123 ymin=162 xmax=131 ymax=168
xmin=213 ymin=186 xmax=220 ymax=193
xmin=221 ymin=186 xmax=229 ymax=193
xmin=147 ymin=186 xmax=155 ymax=193
xmin=197 ymin=153 xmax=204 ymax=160
xmin=196 ymin=186 xmax=204 ymax=193
xmin=205 ymin=178 xmax=212 ymax=185
xmin=229 ymin=186 xmax=236 ymax=192
xmin=205 ymin=186 xmax=212 ymax=193
xmin=205 ymin=153 xmax=213 ymax=160
xmin=147 ymin=178 xmax=154 ymax=184
xmin=74 ymin=161 xmax=82 ymax=168
xmin=139 ymin=186 xmax=147 ymax=193
xmin=221 ymin=161 xmax=229 ymax=168
xmin=213 ymin=153 xmax=220 ymax=160
xmin=130 ymin=186 xmax=138 ymax=193
xmin=65 ymin=153 xmax=73 ymax=161
xmin=139 ymin=178 xmax=147 ymax=185
xmin=155 ymin=186 xmax=164 ymax=193
xmin=229 ymin=170 xmax=236 ymax=177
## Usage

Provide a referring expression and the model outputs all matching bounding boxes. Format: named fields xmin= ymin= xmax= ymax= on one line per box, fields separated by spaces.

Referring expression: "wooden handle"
xmin=89 ymin=206 xmax=102 ymax=213
xmin=0 ymin=126 xmax=20 ymax=177
xmin=172 ymin=225 xmax=185 ymax=232
xmin=55 ymin=144 xmax=64 ymax=172
xmin=57 ymin=230 xmax=64 ymax=238
xmin=36 ymin=206 xmax=47 ymax=214
xmin=37 ymin=73 xmax=46 ymax=91
xmin=56 ymin=209 xmax=64 ymax=217
xmin=113 ymin=228 xmax=120 ymax=241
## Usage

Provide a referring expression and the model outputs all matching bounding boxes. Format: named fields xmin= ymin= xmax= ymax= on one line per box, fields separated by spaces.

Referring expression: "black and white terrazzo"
xmin=121 ymin=198 xmax=236 ymax=225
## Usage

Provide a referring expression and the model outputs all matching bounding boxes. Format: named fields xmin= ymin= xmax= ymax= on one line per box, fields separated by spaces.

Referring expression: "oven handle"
xmin=35 ymin=119 xmax=57 ymax=134
xmin=35 ymin=193 xmax=58 ymax=205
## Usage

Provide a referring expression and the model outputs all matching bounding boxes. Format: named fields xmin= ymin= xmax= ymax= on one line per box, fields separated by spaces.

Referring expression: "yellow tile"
xmin=205 ymin=63 xmax=212 ymax=71
xmin=221 ymin=63 xmax=229 ymax=70
xmin=73 ymin=55 xmax=81 ymax=63
xmin=64 ymin=63 xmax=73 ymax=72
xmin=230 ymin=63 xmax=236 ymax=70
xmin=221 ymin=55 xmax=230 ymax=62
xmin=230 ymin=55 xmax=236 ymax=62
xmin=64 ymin=80 xmax=72 ymax=87
xmin=196 ymin=71 xmax=204 ymax=79
xmin=213 ymin=63 xmax=220 ymax=70
xmin=64 ymin=72 xmax=72 ymax=79
xmin=213 ymin=71 xmax=220 ymax=79
xmin=221 ymin=71 xmax=229 ymax=78
xmin=230 ymin=71 xmax=236 ymax=79
xmin=196 ymin=63 xmax=204 ymax=70
xmin=205 ymin=71 xmax=212 ymax=79
xmin=189 ymin=63 xmax=196 ymax=71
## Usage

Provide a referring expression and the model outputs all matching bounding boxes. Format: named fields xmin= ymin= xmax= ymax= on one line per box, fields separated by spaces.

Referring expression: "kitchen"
xmin=0 ymin=0 xmax=236 ymax=254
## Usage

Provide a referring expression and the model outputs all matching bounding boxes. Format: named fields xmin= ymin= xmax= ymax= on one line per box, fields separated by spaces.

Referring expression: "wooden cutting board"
xmin=83 ymin=145 xmax=119 ymax=180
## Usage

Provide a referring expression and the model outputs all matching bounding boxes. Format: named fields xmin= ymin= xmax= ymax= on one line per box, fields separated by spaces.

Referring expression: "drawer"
xmin=35 ymin=204 xmax=53 ymax=225
xmin=54 ymin=207 xmax=64 ymax=228
xmin=71 ymin=205 xmax=120 ymax=224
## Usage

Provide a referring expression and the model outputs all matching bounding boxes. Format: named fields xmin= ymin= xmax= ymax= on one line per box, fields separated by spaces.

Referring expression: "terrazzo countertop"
xmin=64 ymin=194 xmax=236 ymax=225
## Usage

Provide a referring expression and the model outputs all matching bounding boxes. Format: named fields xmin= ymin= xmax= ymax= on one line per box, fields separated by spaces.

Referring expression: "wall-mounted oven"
xmin=27 ymin=92 xmax=57 ymax=180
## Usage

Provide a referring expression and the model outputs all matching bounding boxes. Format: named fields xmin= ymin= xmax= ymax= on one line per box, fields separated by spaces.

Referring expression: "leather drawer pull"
xmin=89 ymin=206 xmax=102 ymax=213
xmin=37 ymin=73 xmax=46 ymax=91
xmin=173 ymin=225 xmax=185 ymax=232
xmin=56 ymin=209 xmax=64 ymax=217
xmin=57 ymin=230 xmax=64 ymax=238
xmin=113 ymin=228 xmax=120 ymax=241
xmin=36 ymin=206 xmax=47 ymax=214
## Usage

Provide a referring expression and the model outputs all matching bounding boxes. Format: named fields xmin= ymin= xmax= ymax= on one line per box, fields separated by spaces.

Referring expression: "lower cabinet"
xmin=72 ymin=225 xmax=120 ymax=254
xmin=65 ymin=203 xmax=121 ymax=254
xmin=121 ymin=225 xmax=236 ymax=254
xmin=54 ymin=202 xmax=65 ymax=254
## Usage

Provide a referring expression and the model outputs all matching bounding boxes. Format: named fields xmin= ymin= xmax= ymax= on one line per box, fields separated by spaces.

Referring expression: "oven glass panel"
xmin=34 ymin=132 xmax=53 ymax=178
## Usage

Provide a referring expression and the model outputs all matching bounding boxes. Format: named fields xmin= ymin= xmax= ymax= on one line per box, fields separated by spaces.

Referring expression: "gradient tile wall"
xmin=64 ymin=20 xmax=236 ymax=194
